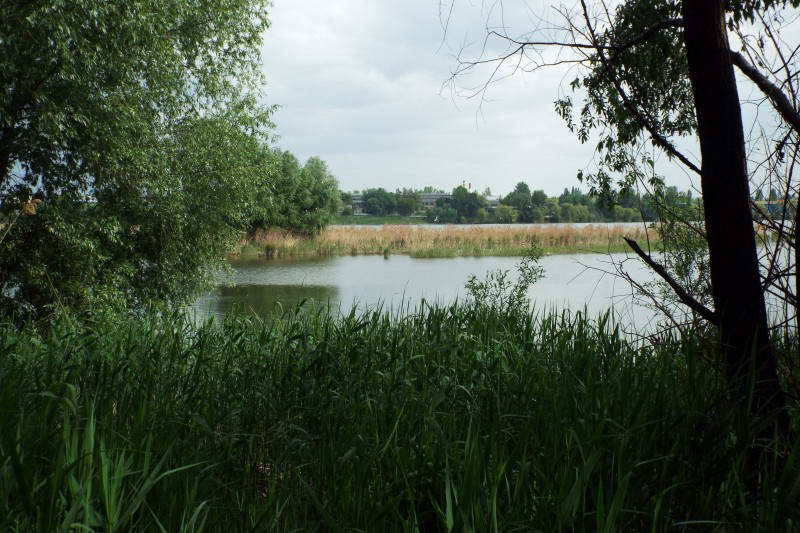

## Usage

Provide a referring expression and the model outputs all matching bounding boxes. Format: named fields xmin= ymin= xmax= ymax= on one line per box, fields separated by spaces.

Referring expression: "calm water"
xmin=191 ymin=252 xmax=661 ymax=329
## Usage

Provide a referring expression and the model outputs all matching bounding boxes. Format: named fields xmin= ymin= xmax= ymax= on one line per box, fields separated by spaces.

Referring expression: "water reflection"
xmin=191 ymin=253 xmax=658 ymax=329
xmin=194 ymin=284 xmax=339 ymax=318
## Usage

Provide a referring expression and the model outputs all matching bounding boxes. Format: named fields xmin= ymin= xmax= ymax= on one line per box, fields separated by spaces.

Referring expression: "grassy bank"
xmin=2 ymin=305 xmax=798 ymax=531
xmin=331 ymin=214 xmax=428 ymax=225
xmin=236 ymin=224 xmax=656 ymax=258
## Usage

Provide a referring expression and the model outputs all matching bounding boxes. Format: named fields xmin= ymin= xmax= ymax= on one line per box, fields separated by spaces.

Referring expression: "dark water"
xmin=191 ymin=253 xmax=659 ymax=328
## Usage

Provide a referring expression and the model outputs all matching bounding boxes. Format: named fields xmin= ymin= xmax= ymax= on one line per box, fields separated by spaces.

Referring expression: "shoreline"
xmin=232 ymin=223 xmax=659 ymax=259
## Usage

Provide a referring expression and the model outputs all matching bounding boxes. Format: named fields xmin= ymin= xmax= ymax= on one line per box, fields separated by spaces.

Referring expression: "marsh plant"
xmin=464 ymin=243 xmax=545 ymax=313
xmin=2 ymin=302 xmax=799 ymax=531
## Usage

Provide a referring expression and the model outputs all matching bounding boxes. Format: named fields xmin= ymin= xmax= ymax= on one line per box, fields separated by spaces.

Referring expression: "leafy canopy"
xmin=1 ymin=0 xmax=273 ymax=319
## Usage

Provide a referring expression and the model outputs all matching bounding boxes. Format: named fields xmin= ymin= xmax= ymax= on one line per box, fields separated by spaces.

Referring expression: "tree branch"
xmin=624 ymin=237 xmax=719 ymax=325
xmin=731 ymin=50 xmax=800 ymax=134
xmin=579 ymin=1 xmax=701 ymax=175
xmin=608 ymin=18 xmax=684 ymax=62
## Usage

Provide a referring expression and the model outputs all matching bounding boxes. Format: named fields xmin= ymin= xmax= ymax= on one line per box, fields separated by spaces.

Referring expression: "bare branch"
xmin=578 ymin=0 xmax=702 ymax=175
xmin=624 ymin=237 xmax=719 ymax=325
xmin=732 ymin=50 xmax=800 ymax=134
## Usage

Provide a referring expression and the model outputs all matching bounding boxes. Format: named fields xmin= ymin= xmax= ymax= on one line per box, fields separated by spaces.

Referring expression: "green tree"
xmin=295 ymin=156 xmax=340 ymax=232
xmin=503 ymin=182 xmax=535 ymax=222
xmin=395 ymin=194 xmax=421 ymax=216
xmin=452 ymin=0 xmax=800 ymax=434
xmin=1 ymin=0 xmax=273 ymax=319
xmin=361 ymin=188 xmax=396 ymax=216
xmin=451 ymin=185 xmax=485 ymax=222
xmin=531 ymin=189 xmax=548 ymax=207
xmin=494 ymin=205 xmax=519 ymax=224
xmin=426 ymin=206 xmax=458 ymax=224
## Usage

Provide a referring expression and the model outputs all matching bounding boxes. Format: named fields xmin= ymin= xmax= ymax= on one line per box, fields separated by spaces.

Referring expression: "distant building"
xmin=350 ymin=193 xmax=365 ymax=215
xmin=484 ymin=195 xmax=501 ymax=211
xmin=419 ymin=192 xmax=450 ymax=209
xmin=345 ymin=190 xmax=455 ymax=214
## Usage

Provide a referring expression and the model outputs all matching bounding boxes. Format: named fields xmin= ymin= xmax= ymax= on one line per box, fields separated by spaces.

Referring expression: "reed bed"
xmin=1 ymin=305 xmax=798 ymax=531
xmin=237 ymin=224 xmax=657 ymax=258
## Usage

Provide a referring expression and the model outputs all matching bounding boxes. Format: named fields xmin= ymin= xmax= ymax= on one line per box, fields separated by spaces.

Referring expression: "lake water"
xmin=191 ymin=251 xmax=662 ymax=330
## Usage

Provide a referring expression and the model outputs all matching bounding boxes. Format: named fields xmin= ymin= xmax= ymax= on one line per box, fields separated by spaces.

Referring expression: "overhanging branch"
xmin=608 ymin=18 xmax=684 ymax=62
xmin=731 ymin=51 xmax=800 ymax=134
xmin=624 ymin=237 xmax=719 ymax=326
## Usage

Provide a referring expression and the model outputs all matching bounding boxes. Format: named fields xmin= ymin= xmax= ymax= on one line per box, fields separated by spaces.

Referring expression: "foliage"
xmin=426 ymin=206 xmax=459 ymax=224
xmin=361 ymin=188 xmax=397 ymax=216
xmin=449 ymin=185 xmax=486 ymax=222
xmin=554 ymin=1 xmax=692 ymax=197
xmin=1 ymin=0 xmax=274 ymax=319
xmin=250 ymin=152 xmax=340 ymax=235
xmin=494 ymin=204 xmax=519 ymax=223
xmin=1 ymin=307 xmax=798 ymax=531
xmin=465 ymin=243 xmax=544 ymax=313
xmin=395 ymin=194 xmax=421 ymax=216
xmin=503 ymin=182 xmax=536 ymax=222
xmin=1 ymin=110 xmax=272 ymax=320
xmin=638 ymin=201 xmax=713 ymax=334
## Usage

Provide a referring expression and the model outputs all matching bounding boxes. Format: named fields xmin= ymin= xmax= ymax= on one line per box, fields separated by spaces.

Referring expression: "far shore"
xmin=232 ymin=223 xmax=659 ymax=259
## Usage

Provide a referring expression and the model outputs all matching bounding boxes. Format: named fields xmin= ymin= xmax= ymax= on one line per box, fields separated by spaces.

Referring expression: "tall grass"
xmin=237 ymin=224 xmax=656 ymax=258
xmin=1 ymin=304 xmax=797 ymax=531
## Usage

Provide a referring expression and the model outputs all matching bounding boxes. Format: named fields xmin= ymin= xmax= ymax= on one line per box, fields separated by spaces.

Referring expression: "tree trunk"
xmin=681 ymin=3 xmax=786 ymax=428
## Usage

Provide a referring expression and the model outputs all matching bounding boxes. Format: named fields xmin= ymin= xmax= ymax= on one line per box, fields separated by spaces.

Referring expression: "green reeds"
xmin=1 ymin=305 xmax=797 ymax=531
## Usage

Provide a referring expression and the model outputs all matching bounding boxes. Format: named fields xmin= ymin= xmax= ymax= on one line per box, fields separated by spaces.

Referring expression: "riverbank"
xmin=3 ymin=306 xmax=797 ymax=531
xmin=331 ymin=214 xmax=428 ymax=225
xmin=234 ymin=223 xmax=658 ymax=258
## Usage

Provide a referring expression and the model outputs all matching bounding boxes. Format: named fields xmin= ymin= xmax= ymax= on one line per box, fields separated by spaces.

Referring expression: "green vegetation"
xmin=249 ymin=151 xmax=340 ymax=235
xmin=1 ymin=305 xmax=797 ymax=531
xmin=1 ymin=0 xmax=272 ymax=319
xmin=0 ymin=1 xmax=341 ymax=321
xmin=331 ymin=214 xmax=427 ymax=225
xmin=4 ymin=1 xmax=799 ymax=530
xmin=341 ymin=183 xmax=698 ymax=225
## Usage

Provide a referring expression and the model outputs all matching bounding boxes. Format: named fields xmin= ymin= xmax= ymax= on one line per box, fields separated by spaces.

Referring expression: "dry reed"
xmin=236 ymin=224 xmax=657 ymax=258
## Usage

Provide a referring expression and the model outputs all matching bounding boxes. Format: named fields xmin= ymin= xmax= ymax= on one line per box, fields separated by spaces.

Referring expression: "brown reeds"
xmin=236 ymin=224 xmax=657 ymax=258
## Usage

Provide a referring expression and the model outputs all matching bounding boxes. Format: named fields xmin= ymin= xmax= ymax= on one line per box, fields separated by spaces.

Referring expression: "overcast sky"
xmin=259 ymin=1 xmax=698 ymax=197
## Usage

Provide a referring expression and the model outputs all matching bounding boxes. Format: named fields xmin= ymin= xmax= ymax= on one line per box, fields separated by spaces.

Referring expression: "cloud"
xmin=260 ymin=1 xmax=694 ymax=196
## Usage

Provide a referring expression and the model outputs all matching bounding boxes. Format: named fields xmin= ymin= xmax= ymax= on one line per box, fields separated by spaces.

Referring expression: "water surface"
xmin=192 ymin=252 xmax=659 ymax=329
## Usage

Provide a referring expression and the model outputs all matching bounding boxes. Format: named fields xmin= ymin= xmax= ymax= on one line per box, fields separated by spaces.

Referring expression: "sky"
xmin=259 ymin=1 xmax=698 ymax=197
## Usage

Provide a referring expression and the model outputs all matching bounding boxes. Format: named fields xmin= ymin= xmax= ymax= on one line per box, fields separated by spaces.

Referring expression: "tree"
xmin=681 ymin=2 xmax=784 ymax=423
xmin=495 ymin=204 xmax=519 ymax=223
xmin=449 ymin=0 xmax=800 ymax=435
xmin=1 ymin=0 xmax=273 ymax=319
xmin=451 ymin=185 xmax=486 ymax=222
xmin=294 ymin=157 xmax=340 ymax=232
xmin=426 ymin=206 xmax=459 ymax=223
xmin=396 ymin=193 xmax=421 ymax=216
xmin=361 ymin=188 xmax=396 ymax=216
xmin=503 ymin=182 xmax=535 ymax=222
xmin=531 ymin=189 xmax=548 ymax=207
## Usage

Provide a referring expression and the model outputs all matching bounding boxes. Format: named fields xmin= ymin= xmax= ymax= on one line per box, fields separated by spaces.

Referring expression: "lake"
xmin=191 ymin=251 xmax=662 ymax=330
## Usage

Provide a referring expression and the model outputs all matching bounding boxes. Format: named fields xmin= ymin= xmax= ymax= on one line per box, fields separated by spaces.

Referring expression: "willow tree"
xmin=449 ymin=0 xmax=799 ymax=433
xmin=1 ymin=0 xmax=274 ymax=318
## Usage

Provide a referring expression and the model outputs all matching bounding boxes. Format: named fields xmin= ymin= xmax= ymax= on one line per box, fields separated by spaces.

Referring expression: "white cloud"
xmin=260 ymin=1 xmax=695 ymax=197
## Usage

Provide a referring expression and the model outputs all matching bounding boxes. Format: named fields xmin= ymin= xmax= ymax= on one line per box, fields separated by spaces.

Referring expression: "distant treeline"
xmin=342 ymin=182 xmax=699 ymax=224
